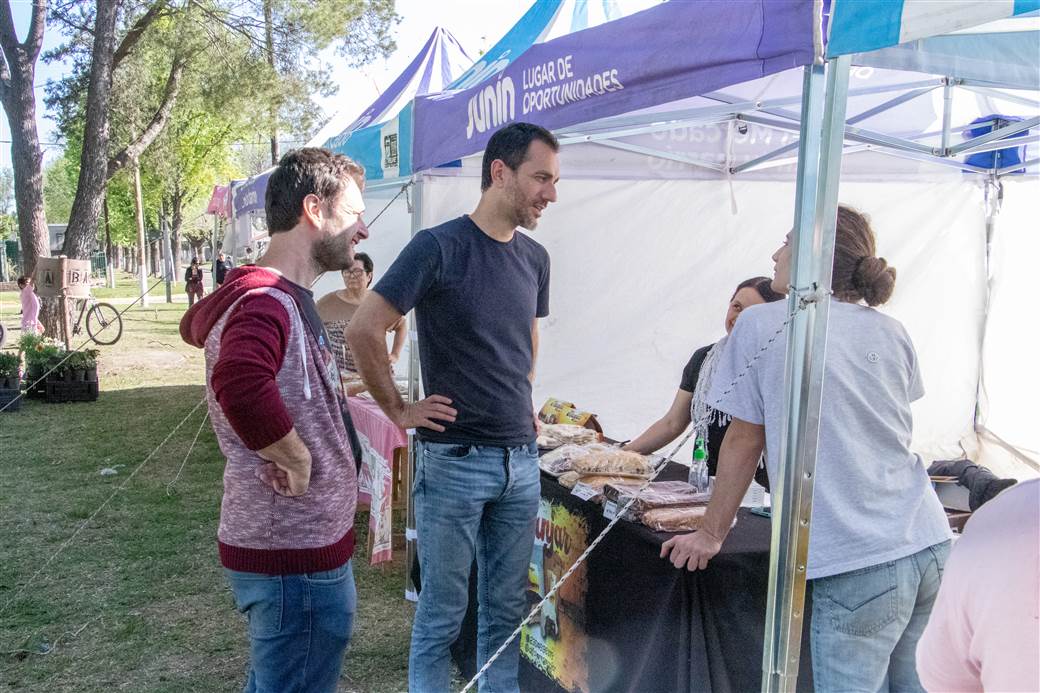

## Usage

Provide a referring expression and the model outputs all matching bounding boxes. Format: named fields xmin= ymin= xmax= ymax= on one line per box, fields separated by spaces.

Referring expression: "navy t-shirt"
xmin=373 ymin=215 xmax=550 ymax=446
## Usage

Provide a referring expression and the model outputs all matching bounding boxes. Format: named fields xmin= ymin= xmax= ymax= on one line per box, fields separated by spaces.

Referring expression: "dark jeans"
xmin=927 ymin=459 xmax=1016 ymax=510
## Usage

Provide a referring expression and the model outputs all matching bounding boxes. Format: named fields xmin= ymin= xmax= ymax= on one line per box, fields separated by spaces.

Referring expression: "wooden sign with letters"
xmin=34 ymin=257 xmax=92 ymax=298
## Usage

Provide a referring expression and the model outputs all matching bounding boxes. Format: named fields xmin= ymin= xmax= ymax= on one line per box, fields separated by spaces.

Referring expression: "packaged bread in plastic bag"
xmin=603 ymin=480 xmax=711 ymax=512
xmin=642 ymin=506 xmax=708 ymax=532
xmin=539 ymin=442 xmax=616 ymax=475
xmin=571 ymin=450 xmax=653 ymax=476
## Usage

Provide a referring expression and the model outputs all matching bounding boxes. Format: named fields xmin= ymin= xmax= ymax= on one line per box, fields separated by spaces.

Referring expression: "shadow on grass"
xmin=0 ymin=384 xmax=413 ymax=693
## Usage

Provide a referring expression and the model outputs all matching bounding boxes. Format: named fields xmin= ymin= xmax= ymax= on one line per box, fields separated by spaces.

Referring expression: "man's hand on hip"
xmin=390 ymin=395 xmax=457 ymax=432
xmin=256 ymin=428 xmax=312 ymax=496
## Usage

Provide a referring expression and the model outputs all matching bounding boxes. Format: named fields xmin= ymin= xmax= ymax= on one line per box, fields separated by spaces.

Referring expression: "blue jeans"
xmin=409 ymin=440 xmax=541 ymax=693
xmin=811 ymin=541 xmax=951 ymax=692
xmin=225 ymin=561 xmax=357 ymax=693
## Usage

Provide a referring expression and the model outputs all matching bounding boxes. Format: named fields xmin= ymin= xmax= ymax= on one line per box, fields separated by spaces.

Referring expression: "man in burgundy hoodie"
xmin=180 ymin=148 xmax=368 ymax=693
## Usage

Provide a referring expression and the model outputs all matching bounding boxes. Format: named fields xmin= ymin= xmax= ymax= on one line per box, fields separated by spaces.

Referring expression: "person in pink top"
xmin=916 ymin=478 xmax=1040 ymax=692
xmin=18 ymin=276 xmax=42 ymax=335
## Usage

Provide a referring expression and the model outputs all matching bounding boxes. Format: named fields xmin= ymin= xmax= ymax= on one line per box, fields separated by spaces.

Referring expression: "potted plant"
xmin=0 ymin=350 xmax=22 ymax=411
xmin=81 ymin=349 xmax=99 ymax=382
xmin=64 ymin=350 xmax=99 ymax=382
xmin=21 ymin=339 xmax=67 ymax=383
xmin=0 ymin=351 xmax=20 ymax=391
xmin=48 ymin=352 xmax=73 ymax=382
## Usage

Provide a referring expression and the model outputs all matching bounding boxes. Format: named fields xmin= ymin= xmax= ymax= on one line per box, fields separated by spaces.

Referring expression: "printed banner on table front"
xmin=521 ymin=498 xmax=590 ymax=693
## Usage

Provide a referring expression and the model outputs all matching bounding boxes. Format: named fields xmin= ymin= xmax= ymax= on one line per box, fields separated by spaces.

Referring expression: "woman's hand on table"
xmin=660 ymin=529 xmax=724 ymax=571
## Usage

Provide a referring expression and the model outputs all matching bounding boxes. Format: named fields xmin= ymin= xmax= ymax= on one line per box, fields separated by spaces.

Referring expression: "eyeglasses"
xmin=345 ymin=269 xmax=367 ymax=276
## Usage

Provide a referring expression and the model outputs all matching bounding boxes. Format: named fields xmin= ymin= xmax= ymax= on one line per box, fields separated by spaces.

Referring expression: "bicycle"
xmin=70 ymin=295 xmax=123 ymax=345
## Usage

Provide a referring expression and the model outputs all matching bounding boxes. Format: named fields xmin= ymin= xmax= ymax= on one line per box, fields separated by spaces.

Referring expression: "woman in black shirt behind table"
xmin=624 ymin=277 xmax=782 ymax=487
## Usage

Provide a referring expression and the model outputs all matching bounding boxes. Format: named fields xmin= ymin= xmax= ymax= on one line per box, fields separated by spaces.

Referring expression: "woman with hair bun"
xmin=661 ymin=205 xmax=951 ymax=692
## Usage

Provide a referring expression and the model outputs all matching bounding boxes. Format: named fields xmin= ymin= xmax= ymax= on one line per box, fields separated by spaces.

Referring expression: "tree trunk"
xmin=170 ymin=190 xmax=183 ymax=277
xmin=264 ymin=0 xmax=279 ymax=165
xmin=150 ymin=240 xmax=160 ymax=277
xmin=61 ymin=0 xmax=118 ymax=262
xmin=132 ymin=161 xmax=149 ymax=304
xmin=103 ymin=194 xmax=115 ymax=288
xmin=0 ymin=0 xmax=49 ymax=279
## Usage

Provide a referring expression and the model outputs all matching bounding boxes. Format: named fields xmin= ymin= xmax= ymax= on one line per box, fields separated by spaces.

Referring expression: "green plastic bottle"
xmin=689 ymin=436 xmax=709 ymax=492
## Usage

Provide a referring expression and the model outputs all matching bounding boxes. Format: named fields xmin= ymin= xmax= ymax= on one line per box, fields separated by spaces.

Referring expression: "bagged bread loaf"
xmin=572 ymin=475 xmax=639 ymax=493
xmin=603 ymin=480 xmax=711 ymax=512
xmin=558 ymin=471 xmax=580 ymax=489
xmin=539 ymin=442 xmax=616 ymax=475
xmin=642 ymin=506 xmax=708 ymax=532
xmin=571 ymin=450 xmax=653 ymax=476
xmin=538 ymin=423 xmax=600 ymax=448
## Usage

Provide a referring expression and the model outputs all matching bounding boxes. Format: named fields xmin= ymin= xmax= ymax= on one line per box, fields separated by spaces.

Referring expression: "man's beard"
xmin=507 ymin=182 xmax=538 ymax=230
xmin=312 ymin=230 xmax=354 ymax=273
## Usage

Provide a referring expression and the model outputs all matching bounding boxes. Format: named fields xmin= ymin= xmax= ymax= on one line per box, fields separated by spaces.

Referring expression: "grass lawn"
xmin=0 ymin=276 xmax=414 ymax=692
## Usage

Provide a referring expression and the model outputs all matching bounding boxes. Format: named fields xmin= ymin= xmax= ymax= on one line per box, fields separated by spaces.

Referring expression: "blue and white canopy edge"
xmin=828 ymin=0 xmax=1040 ymax=57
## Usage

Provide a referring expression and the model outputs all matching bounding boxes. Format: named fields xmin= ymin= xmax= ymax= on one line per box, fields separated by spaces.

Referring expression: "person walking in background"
xmin=213 ymin=251 xmax=233 ymax=286
xmin=17 ymin=276 xmax=42 ymax=336
xmin=184 ymin=257 xmax=205 ymax=305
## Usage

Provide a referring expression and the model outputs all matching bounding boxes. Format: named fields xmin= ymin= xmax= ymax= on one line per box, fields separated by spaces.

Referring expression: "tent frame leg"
xmin=404 ymin=174 xmax=424 ymax=602
xmin=761 ymin=54 xmax=850 ymax=693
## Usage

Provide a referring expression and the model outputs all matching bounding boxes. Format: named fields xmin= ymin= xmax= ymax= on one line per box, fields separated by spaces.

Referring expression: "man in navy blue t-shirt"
xmin=348 ymin=123 xmax=559 ymax=692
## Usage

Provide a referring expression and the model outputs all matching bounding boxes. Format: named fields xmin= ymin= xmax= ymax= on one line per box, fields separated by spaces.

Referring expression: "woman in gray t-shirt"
xmin=661 ymin=205 xmax=951 ymax=692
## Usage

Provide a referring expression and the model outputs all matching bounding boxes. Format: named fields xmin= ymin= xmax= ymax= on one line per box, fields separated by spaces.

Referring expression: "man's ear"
xmin=301 ymin=193 xmax=324 ymax=228
xmin=489 ymin=159 xmax=508 ymax=188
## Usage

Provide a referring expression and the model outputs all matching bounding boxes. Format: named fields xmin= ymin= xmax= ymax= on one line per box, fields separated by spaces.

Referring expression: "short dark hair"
xmin=352 ymin=251 xmax=374 ymax=287
xmin=481 ymin=123 xmax=559 ymax=192
xmin=265 ymin=148 xmax=365 ymax=234
xmin=353 ymin=251 xmax=374 ymax=275
xmin=732 ymin=276 xmax=784 ymax=303
xmin=17 ymin=275 xmax=29 ymax=289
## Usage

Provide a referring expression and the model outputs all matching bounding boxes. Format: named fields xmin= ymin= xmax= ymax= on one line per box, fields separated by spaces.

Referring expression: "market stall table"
xmin=347 ymin=395 xmax=408 ymax=564
xmin=452 ymin=463 xmax=813 ymax=692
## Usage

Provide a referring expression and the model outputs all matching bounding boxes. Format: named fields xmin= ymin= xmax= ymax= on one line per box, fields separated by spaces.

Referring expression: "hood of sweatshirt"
xmin=180 ymin=265 xmax=303 ymax=347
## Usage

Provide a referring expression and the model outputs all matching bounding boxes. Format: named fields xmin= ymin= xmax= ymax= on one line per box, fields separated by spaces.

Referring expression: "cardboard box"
xmin=538 ymin=398 xmax=603 ymax=433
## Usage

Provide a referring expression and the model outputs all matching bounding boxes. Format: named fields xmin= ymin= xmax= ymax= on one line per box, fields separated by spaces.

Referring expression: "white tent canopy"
xmin=341 ymin=60 xmax=1038 ymax=480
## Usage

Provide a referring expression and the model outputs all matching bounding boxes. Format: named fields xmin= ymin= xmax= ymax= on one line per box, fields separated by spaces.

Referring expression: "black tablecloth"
xmin=452 ymin=463 xmax=813 ymax=692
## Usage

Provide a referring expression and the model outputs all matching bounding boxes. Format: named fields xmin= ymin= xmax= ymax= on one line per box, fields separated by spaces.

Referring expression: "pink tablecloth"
xmin=348 ymin=396 xmax=407 ymax=564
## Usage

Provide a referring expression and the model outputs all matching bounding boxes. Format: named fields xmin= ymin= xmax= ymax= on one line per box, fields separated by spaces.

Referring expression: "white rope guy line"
xmin=462 ymin=289 xmax=828 ymax=692
xmin=0 ymin=396 xmax=208 ymax=617
xmin=166 ymin=408 xmax=211 ymax=496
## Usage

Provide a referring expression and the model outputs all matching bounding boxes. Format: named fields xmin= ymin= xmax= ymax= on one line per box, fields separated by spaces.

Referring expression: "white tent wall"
xmin=419 ymin=172 xmax=995 ymax=467
xmin=977 ymin=177 xmax=1040 ymax=479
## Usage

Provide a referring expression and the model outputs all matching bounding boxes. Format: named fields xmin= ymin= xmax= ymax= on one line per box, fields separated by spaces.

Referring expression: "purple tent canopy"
xmin=231 ymin=169 xmax=272 ymax=217
xmin=412 ymin=0 xmax=816 ymax=173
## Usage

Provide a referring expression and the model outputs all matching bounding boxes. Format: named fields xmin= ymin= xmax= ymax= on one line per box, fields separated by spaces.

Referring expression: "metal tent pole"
xmin=975 ymin=176 xmax=1003 ymax=430
xmin=404 ymin=174 xmax=424 ymax=602
xmin=761 ymin=54 xmax=851 ymax=693
xmin=941 ymin=80 xmax=954 ymax=153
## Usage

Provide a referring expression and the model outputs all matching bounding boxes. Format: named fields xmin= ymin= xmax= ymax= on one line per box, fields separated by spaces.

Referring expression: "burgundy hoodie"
xmin=181 ymin=266 xmax=358 ymax=574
